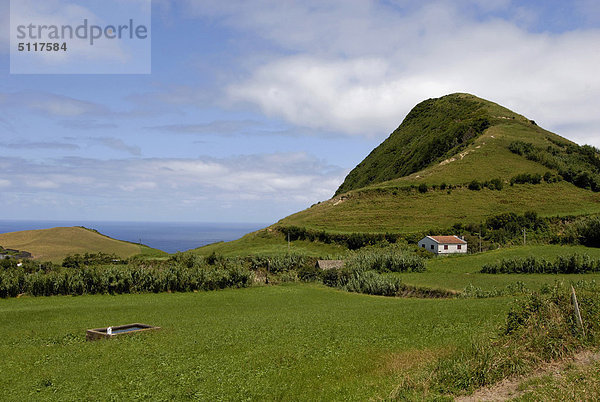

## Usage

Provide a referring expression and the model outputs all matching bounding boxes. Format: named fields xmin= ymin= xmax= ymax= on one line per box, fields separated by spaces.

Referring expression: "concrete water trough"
xmin=86 ymin=323 xmax=160 ymax=341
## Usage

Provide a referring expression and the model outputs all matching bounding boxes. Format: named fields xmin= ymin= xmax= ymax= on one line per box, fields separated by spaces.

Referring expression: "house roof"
xmin=316 ymin=260 xmax=345 ymax=270
xmin=427 ymin=235 xmax=467 ymax=244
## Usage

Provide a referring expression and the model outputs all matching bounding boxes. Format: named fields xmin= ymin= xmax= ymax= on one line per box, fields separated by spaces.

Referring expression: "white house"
xmin=418 ymin=235 xmax=467 ymax=255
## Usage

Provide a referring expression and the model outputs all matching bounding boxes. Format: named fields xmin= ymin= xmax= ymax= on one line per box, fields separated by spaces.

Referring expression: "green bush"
xmin=245 ymin=253 xmax=308 ymax=273
xmin=510 ymin=173 xmax=542 ymax=185
xmin=468 ymin=180 xmax=482 ymax=191
xmin=346 ymin=248 xmax=425 ymax=273
xmin=62 ymin=252 xmax=124 ymax=268
xmin=297 ymin=265 xmax=321 ymax=282
xmin=508 ymin=140 xmax=600 ymax=192
xmin=486 ymin=178 xmax=504 ymax=190
xmin=342 ymin=270 xmax=404 ymax=297
xmin=576 ymin=217 xmax=600 ymax=247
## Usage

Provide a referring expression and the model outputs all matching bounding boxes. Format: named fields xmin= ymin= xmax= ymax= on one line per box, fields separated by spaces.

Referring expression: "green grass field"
xmin=400 ymin=245 xmax=600 ymax=292
xmin=0 ymin=284 xmax=510 ymax=400
xmin=0 ymin=227 xmax=167 ymax=262
xmin=4 ymin=245 xmax=600 ymax=399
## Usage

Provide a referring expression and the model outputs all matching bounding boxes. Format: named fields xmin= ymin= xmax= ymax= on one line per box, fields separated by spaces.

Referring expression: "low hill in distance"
xmin=0 ymin=226 xmax=166 ymax=262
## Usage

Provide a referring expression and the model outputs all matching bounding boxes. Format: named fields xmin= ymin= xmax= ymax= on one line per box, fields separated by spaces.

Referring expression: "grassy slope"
xmin=190 ymin=228 xmax=346 ymax=257
xmin=0 ymin=284 xmax=509 ymax=400
xmin=0 ymin=227 xmax=166 ymax=262
xmin=279 ymin=182 xmax=600 ymax=233
xmin=278 ymin=101 xmax=600 ymax=233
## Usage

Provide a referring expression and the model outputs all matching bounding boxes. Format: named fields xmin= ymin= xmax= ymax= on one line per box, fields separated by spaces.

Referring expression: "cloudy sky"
xmin=1 ymin=0 xmax=599 ymax=223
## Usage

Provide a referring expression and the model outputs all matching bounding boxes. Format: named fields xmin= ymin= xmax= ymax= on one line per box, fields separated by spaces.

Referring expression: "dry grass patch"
xmin=0 ymin=227 xmax=149 ymax=262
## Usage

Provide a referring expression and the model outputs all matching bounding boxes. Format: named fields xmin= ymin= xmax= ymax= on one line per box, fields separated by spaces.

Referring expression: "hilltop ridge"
xmin=335 ymin=93 xmax=547 ymax=195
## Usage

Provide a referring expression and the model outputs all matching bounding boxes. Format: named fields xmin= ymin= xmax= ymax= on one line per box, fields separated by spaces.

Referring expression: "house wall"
xmin=437 ymin=243 xmax=467 ymax=254
xmin=418 ymin=237 xmax=438 ymax=253
xmin=418 ymin=237 xmax=468 ymax=254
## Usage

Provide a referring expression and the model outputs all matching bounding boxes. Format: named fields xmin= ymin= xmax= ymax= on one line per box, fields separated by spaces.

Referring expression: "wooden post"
xmin=571 ymin=286 xmax=585 ymax=337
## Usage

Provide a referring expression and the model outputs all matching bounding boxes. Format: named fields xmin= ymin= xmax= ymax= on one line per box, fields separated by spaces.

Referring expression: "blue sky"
xmin=1 ymin=0 xmax=599 ymax=223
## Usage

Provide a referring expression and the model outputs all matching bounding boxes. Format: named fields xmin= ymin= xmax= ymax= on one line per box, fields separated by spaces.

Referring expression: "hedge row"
xmin=276 ymin=226 xmax=399 ymax=250
xmin=481 ymin=254 xmax=600 ymax=274
xmin=346 ymin=248 xmax=425 ymax=273
xmin=0 ymin=263 xmax=252 ymax=298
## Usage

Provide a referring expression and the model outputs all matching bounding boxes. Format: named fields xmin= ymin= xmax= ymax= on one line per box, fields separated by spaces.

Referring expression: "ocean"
xmin=0 ymin=220 xmax=268 ymax=253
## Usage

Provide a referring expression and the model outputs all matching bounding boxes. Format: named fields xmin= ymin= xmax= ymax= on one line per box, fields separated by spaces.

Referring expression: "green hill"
xmin=193 ymin=93 xmax=600 ymax=255
xmin=0 ymin=227 xmax=166 ymax=262
xmin=278 ymin=93 xmax=600 ymax=233
xmin=336 ymin=93 xmax=569 ymax=195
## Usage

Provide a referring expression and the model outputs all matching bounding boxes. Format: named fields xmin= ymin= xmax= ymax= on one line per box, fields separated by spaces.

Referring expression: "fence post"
xmin=571 ymin=286 xmax=585 ymax=337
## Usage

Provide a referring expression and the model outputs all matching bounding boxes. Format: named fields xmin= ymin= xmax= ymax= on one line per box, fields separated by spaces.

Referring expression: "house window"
xmin=444 ymin=245 xmax=448 ymax=250
xmin=421 ymin=244 xmax=425 ymax=248
xmin=457 ymin=245 xmax=462 ymax=250
xmin=430 ymin=245 xmax=434 ymax=250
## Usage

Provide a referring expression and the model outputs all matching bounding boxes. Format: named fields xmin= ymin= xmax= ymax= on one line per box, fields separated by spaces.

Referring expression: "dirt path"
xmin=455 ymin=349 xmax=600 ymax=401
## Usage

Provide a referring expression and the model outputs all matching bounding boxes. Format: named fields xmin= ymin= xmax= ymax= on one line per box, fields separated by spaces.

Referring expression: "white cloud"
xmin=0 ymin=153 xmax=346 ymax=216
xmin=178 ymin=0 xmax=600 ymax=144
xmin=227 ymin=56 xmax=422 ymax=136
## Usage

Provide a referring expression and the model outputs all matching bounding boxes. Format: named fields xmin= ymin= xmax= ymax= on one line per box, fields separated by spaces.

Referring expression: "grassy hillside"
xmin=277 ymin=94 xmax=600 ymax=234
xmin=0 ymin=227 xmax=165 ymax=262
xmin=280 ymin=182 xmax=600 ymax=233
xmin=189 ymin=228 xmax=346 ymax=257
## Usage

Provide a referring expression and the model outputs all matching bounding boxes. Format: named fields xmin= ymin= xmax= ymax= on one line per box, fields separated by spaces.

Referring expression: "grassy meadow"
xmin=400 ymin=245 xmax=600 ymax=292
xmin=4 ymin=243 xmax=600 ymax=399
xmin=0 ymin=284 xmax=509 ymax=400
